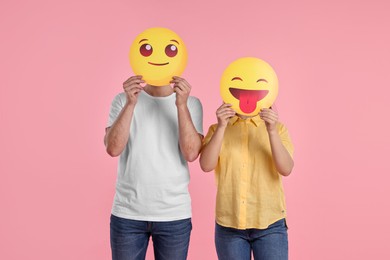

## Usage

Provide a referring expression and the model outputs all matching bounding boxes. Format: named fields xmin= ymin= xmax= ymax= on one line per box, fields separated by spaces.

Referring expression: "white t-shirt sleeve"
xmin=187 ymin=96 xmax=204 ymax=136
xmin=107 ymin=93 xmax=126 ymax=128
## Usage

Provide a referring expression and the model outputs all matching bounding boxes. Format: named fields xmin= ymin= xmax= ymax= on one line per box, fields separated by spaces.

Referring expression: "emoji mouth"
xmin=148 ymin=62 xmax=169 ymax=66
xmin=229 ymin=88 xmax=269 ymax=113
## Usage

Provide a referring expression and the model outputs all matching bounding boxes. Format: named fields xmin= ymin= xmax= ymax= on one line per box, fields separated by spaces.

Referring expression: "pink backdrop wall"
xmin=1 ymin=0 xmax=390 ymax=259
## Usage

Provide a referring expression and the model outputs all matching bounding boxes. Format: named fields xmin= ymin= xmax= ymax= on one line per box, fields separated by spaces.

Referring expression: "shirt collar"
xmin=229 ymin=114 xmax=263 ymax=127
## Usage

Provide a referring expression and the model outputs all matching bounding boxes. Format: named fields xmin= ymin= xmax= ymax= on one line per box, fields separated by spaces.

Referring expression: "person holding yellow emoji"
xmin=105 ymin=27 xmax=203 ymax=260
xmin=200 ymin=57 xmax=294 ymax=260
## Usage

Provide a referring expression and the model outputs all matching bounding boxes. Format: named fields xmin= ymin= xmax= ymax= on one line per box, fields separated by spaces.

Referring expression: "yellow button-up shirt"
xmin=203 ymin=115 xmax=294 ymax=229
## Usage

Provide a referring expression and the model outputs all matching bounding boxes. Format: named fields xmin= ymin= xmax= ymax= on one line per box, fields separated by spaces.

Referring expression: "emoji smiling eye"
xmin=257 ymin=79 xmax=268 ymax=83
xmin=140 ymin=44 xmax=153 ymax=57
xmin=165 ymin=44 xmax=178 ymax=57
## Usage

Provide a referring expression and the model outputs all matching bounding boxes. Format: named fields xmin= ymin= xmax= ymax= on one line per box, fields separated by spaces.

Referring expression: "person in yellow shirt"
xmin=200 ymin=103 xmax=294 ymax=260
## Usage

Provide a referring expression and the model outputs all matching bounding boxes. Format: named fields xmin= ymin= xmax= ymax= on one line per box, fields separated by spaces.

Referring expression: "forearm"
xmin=177 ymin=105 xmax=202 ymax=162
xmin=105 ymin=104 xmax=135 ymax=157
xmin=199 ymin=127 xmax=225 ymax=172
xmin=268 ymin=131 xmax=294 ymax=176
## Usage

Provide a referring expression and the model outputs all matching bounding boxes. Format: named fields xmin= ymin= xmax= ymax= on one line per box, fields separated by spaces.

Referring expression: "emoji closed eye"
xmin=257 ymin=79 xmax=268 ymax=83
xmin=231 ymin=77 xmax=243 ymax=81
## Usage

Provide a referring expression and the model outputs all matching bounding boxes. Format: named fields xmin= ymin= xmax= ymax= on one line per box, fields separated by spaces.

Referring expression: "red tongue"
xmin=229 ymin=88 xmax=269 ymax=114
xmin=239 ymin=91 xmax=259 ymax=113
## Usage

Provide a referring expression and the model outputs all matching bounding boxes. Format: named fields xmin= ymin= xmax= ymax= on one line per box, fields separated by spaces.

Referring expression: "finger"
xmin=226 ymin=108 xmax=235 ymax=113
xmin=170 ymin=78 xmax=183 ymax=84
xmin=225 ymin=113 xmax=236 ymax=119
xmin=260 ymin=114 xmax=277 ymax=123
xmin=126 ymin=78 xmax=145 ymax=84
xmin=124 ymin=85 xmax=143 ymax=91
xmin=124 ymin=80 xmax=144 ymax=87
xmin=171 ymin=78 xmax=190 ymax=88
xmin=123 ymin=75 xmax=143 ymax=84
xmin=126 ymin=89 xmax=141 ymax=98
xmin=123 ymin=81 xmax=144 ymax=89
xmin=173 ymin=87 xmax=184 ymax=95
xmin=218 ymin=103 xmax=232 ymax=110
xmin=124 ymin=88 xmax=142 ymax=97
xmin=172 ymin=82 xmax=190 ymax=92
xmin=219 ymin=106 xmax=235 ymax=113
xmin=174 ymin=85 xmax=190 ymax=96
xmin=221 ymin=113 xmax=234 ymax=121
xmin=260 ymin=110 xmax=278 ymax=119
xmin=260 ymin=110 xmax=277 ymax=118
xmin=261 ymin=108 xmax=278 ymax=117
xmin=217 ymin=112 xmax=235 ymax=120
xmin=217 ymin=108 xmax=235 ymax=115
xmin=216 ymin=104 xmax=234 ymax=112
xmin=173 ymin=84 xmax=183 ymax=91
xmin=124 ymin=76 xmax=144 ymax=84
xmin=179 ymin=79 xmax=190 ymax=88
xmin=217 ymin=110 xmax=235 ymax=117
xmin=260 ymin=112 xmax=278 ymax=120
xmin=218 ymin=103 xmax=226 ymax=110
xmin=172 ymin=76 xmax=187 ymax=84
xmin=131 ymin=89 xmax=141 ymax=96
xmin=173 ymin=84 xmax=185 ymax=92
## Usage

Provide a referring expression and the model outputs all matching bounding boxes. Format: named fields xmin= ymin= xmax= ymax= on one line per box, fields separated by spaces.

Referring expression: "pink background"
xmin=1 ymin=0 xmax=390 ymax=259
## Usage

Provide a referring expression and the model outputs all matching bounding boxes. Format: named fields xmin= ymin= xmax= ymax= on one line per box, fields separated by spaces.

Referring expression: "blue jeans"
xmin=215 ymin=219 xmax=288 ymax=260
xmin=110 ymin=214 xmax=192 ymax=260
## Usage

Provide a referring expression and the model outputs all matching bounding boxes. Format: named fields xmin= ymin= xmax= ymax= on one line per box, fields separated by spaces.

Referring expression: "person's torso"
xmin=213 ymin=116 xmax=292 ymax=229
xmin=113 ymin=91 xmax=194 ymax=221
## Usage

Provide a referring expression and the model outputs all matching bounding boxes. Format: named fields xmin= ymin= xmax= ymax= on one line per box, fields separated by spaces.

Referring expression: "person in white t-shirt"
xmin=105 ymin=75 xmax=203 ymax=260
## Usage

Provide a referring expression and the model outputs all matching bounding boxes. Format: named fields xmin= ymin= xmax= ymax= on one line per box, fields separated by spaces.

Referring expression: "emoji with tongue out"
xmin=220 ymin=57 xmax=278 ymax=116
xmin=129 ymin=27 xmax=188 ymax=86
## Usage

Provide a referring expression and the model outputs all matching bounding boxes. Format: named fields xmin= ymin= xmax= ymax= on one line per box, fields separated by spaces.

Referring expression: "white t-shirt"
xmin=107 ymin=90 xmax=203 ymax=221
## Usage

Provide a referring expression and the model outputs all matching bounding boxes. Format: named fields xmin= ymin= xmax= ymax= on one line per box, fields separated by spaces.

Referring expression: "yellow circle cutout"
xmin=129 ymin=27 xmax=188 ymax=86
xmin=220 ymin=57 xmax=279 ymax=116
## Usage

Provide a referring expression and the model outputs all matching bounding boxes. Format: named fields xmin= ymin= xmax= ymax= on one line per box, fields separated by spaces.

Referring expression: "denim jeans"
xmin=110 ymin=214 xmax=192 ymax=260
xmin=215 ymin=219 xmax=288 ymax=260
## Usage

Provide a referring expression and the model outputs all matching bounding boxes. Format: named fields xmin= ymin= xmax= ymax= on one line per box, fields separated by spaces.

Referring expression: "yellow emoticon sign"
xmin=220 ymin=57 xmax=279 ymax=116
xmin=129 ymin=27 xmax=188 ymax=86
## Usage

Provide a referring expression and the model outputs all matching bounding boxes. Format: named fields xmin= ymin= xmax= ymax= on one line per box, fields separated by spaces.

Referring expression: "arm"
xmin=105 ymin=104 xmax=135 ymax=157
xmin=260 ymin=108 xmax=294 ymax=176
xmin=199 ymin=104 xmax=235 ymax=172
xmin=105 ymin=76 xmax=144 ymax=157
xmin=171 ymin=76 xmax=202 ymax=162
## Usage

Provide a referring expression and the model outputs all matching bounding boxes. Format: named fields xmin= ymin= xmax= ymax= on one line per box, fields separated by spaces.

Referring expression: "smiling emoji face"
xmin=129 ymin=27 xmax=188 ymax=86
xmin=220 ymin=57 xmax=278 ymax=116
